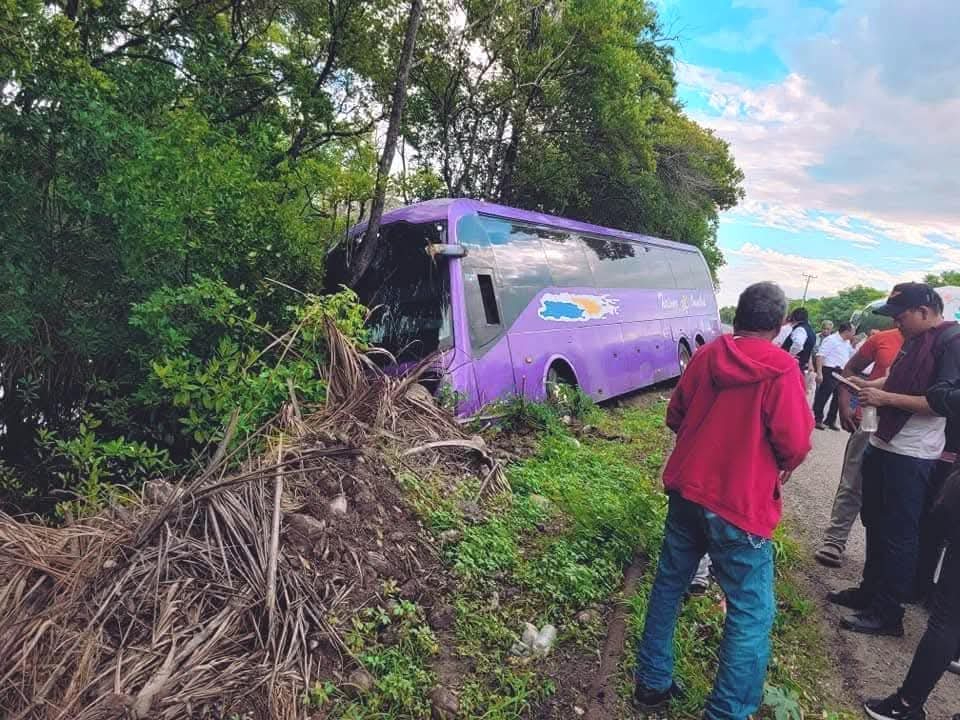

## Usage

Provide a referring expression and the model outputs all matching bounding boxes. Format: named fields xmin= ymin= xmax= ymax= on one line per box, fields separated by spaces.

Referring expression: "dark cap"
xmin=873 ymin=282 xmax=939 ymax=317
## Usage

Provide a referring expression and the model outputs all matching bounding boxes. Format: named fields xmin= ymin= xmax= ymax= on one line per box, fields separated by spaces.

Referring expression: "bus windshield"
xmin=327 ymin=221 xmax=453 ymax=363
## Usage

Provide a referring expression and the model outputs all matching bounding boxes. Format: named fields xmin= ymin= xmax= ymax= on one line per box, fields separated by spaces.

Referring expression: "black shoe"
xmin=828 ymin=424 xmax=841 ymax=431
xmin=840 ymin=612 xmax=904 ymax=637
xmin=827 ymin=587 xmax=872 ymax=610
xmin=688 ymin=581 xmax=708 ymax=596
xmin=864 ymin=692 xmax=926 ymax=720
xmin=633 ymin=680 xmax=684 ymax=709
xmin=816 ymin=422 xmax=827 ymax=430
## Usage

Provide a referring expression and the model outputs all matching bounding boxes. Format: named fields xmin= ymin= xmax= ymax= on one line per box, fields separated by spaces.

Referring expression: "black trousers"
xmin=813 ymin=365 xmax=841 ymax=425
xmin=915 ymin=460 xmax=953 ymax=600
xmin=860 ymin=446 xmax=934 ymax=623
xmin=901 ymin=539 xmax=960 ymax=705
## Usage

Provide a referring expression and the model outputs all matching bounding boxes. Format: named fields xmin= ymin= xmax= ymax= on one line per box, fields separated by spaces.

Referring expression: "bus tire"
xmin=695 ymin=334 xmax=705 ymax=348
xmin=546 ymin=361 xmax=577 ymax=404
xmin=678 ymin=341 xmax=693 ymax=375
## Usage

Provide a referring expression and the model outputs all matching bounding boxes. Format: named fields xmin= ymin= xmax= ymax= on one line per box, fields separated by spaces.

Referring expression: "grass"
xmin=313 ymin=395 xmax=855 ymax=720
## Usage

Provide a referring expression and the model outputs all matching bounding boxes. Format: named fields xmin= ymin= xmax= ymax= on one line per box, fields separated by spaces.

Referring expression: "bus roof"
xmin=349 ymin=198 xmax=702 ymax=255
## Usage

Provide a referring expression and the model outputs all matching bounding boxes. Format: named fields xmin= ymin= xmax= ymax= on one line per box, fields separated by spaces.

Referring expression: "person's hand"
xmin=815 ymin=372 xmax=823 ymax=385
xmin=858 ymin=387 xmax=888 ymax=407
xmin=847 ymin=375 xmax=869 ymax=389
xmin=839 ymin=411 xmax=859 ymax=433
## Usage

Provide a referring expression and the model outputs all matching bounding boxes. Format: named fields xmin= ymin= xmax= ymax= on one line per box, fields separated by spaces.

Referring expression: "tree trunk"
xmin=497 ymin=105 xmax=526 ymax=203
xmin=349 ymin=0 xmax=424 ymax=285
xmin=496 ymin=4 xmax=541 ymax=204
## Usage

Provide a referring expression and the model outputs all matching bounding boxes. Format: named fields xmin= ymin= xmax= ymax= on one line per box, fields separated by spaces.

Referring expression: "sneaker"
xmin=948 ymin=659 xmax=960 ymax=676
xmin=864 ymin=692 xmax=926 ymax=720
xmin=688 ymin=581 xmax=709 ymax=596
xmin=840 ymin=612 xmax=904 ymax=637
xmin=633 ymin=680 xmax=684 ymax=709
xmin=816 ymin=422 xmax=827 ymax=430
xmin=828 ymin=424 xmax=841 ymax=431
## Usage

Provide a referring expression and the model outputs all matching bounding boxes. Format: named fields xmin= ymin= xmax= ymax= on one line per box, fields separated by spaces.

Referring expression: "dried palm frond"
xmin=0 ymin=315 xmax=504 ymax=720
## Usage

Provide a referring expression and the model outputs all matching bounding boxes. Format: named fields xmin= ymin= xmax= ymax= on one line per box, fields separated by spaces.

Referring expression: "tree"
xmin=719 ymin=306 xmax=736 ymax=324
xmin=1 ymin=0 xmax=746 ymax=510
xmin=0 ymin=0 xmax=403 ymax=508
xmin=404 ymin=0 xmax=742 ymax=278
xmin=925 ymin=272 xmax=960 ymax=288
xmin=353 ymin=0 xmax=425 ymax=284
xmin=787 ymin=286 xmax=885 ymax=328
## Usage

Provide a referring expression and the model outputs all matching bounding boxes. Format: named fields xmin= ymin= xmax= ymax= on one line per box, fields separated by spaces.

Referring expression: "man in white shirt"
xmin=813 ymin=322 xmax=856 ymax=429
xmin=814 ymin=320 xmax=835 ymax=354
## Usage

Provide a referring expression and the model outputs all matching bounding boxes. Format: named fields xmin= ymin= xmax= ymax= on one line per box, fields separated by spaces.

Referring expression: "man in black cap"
xmin=829 ymin=283 xmax=960 ymax=637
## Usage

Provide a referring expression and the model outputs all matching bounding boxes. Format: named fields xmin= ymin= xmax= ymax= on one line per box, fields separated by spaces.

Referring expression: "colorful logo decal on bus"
xmin=538 ymin=293 xmax=620 ymax=322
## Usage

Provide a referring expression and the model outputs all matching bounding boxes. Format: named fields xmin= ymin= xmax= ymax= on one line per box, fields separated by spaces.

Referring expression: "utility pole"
xmin=801 ymin=273 xmax=816 ymax=304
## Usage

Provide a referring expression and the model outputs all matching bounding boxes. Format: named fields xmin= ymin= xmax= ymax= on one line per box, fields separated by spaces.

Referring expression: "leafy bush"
xmin=7 ymin=280 xmax=370 ymax=517
xmin=129 ymin=279 xmax=367 ymax=451
xmin=37 ymin=415 xmax=172 ymax=518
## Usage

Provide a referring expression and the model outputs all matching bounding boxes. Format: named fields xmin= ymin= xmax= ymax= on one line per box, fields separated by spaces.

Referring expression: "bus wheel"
xmin=678 ymin=342 xmax=692 ymax=375
xmin=546 ymin=362 xmax=577 ymax=406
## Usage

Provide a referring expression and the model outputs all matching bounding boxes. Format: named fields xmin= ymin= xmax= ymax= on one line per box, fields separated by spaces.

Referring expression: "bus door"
xmin=455 ymin=215 xmax=517 ymax=410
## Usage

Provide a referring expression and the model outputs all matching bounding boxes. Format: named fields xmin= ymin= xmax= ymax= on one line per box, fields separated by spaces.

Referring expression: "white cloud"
xmin=716 ymin=243 xmax=916 ymax=306
xmin=682 ymin=62 xmax=960 ymax=231
xmin=676 ymin=1 xmax=960 ymax=301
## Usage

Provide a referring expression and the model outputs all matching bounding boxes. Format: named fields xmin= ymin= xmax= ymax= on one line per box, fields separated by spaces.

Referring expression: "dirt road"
xmin=785 ymin=428 xmax=960 ymax=718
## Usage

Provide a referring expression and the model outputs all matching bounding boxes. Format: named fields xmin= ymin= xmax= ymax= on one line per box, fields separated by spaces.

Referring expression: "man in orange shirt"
xmin=814 ymin=327 xmax=904 ymax=567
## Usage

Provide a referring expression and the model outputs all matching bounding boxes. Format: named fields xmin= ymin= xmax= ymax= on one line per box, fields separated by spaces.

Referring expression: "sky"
xmin=654 ymin=0 xmax=960 ymax=306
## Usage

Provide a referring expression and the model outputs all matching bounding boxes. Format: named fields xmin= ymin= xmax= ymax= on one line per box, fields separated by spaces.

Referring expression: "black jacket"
xmin=781 ymin=321 xmax=816 ymax=371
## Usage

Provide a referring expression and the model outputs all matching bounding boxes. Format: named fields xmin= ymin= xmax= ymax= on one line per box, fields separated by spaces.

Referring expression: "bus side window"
xmin=690 ymin=252 xmax=713 ymax=289
xmin=639 ymin=245 xmax=678 ymax=289
xmin=478 ymin=273 xmax=501 ymax=325
xmin=580 ymin=236 xmax=638 ymax=288
xmin=482 ymin=217 xmax=551 ymax=327
xmin=541 ymin=230 xmax=595 ymax=287
xmin=669 ymin=251 xmax=707 ymax=289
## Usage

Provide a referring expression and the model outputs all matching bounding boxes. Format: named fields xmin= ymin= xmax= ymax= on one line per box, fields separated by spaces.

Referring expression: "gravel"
xmin=785 ymin=427 xmax=960 ymax=717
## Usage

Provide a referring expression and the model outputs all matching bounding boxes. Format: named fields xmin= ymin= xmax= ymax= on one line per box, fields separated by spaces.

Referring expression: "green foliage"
xmin=455 ymin=520 xmax=520 ymax=578
xmin=1 ymin=0 xmax=742 ymax=513
xmin=36 ymin=416 xmax=171 ymax=518
xmin=129 ymin=280 xmax=366 ymax=449
xmin=925 ymin=271 xmax=960 ymax=288
xmin=515 ymin=538 xmax=619 ymax=606
xmin=302 ymin=681 xmax=336 ymax=709
xmin=409 ymin=0 xmax=742 ymax=275
xmin=719 ymin=306 xmax=736 ymax=324
xmin=789 ymin=285 xmax=886 ymax=328
xmin=763 ymin=684 xmax=804 ymax=720
xmin=330 ymin=599 xmax=440 ymax=719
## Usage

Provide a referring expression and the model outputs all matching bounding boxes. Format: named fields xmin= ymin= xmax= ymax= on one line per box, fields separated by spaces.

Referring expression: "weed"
xmin=454 ymin=520 xmax=518 ymax=578
xmin=329 ymin=599 xmax=439 ymax=719
xmin=763 ymin=684 xmax=804 ymax=720
xmin=302 ymin=681 xmax=336 ymax=709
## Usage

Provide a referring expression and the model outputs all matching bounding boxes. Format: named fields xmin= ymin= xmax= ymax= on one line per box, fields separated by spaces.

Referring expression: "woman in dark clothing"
xmin=863 ymin=381 xmax=960 ymax=720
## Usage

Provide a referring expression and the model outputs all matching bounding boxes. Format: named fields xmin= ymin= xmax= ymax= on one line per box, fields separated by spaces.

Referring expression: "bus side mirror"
xmin=426 ymin=244 xmax=467 ymax=259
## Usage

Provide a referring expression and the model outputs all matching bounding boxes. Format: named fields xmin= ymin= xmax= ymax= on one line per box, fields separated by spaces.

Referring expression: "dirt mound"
xmin=0 ymin=321 xmax=502 ymax=720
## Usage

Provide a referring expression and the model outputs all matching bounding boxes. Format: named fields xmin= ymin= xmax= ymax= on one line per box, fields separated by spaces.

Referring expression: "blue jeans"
xmin=635 ymin=493 xmax=775 ymax=720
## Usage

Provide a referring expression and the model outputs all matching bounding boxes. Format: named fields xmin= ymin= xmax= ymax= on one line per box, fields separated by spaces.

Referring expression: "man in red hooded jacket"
xmin=633 ymin=282 xmax=814 ymax=720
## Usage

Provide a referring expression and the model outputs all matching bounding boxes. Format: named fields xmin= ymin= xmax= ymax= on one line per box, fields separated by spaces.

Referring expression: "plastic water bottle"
xmin=861 ymin=405 xmax=878 ymax=432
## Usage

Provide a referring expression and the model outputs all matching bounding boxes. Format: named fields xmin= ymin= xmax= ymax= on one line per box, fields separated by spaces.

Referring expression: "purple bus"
xmin=327 ymin=198 xmax=721 ymax=416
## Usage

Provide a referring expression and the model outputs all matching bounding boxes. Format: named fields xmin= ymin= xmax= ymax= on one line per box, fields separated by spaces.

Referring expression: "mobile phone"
xmin=831 ymin=371 xmax=860 ymax=391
